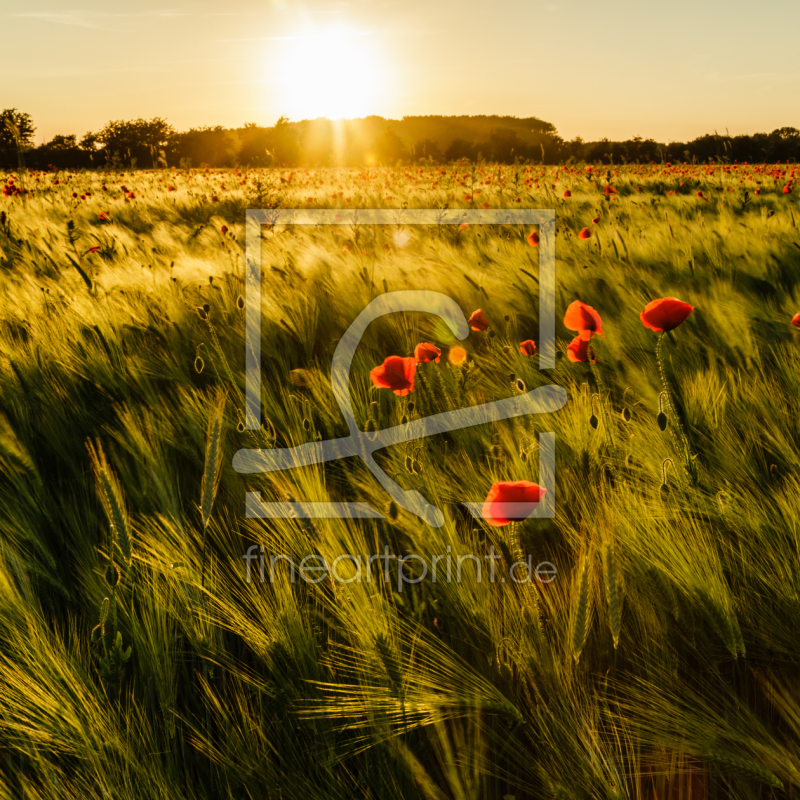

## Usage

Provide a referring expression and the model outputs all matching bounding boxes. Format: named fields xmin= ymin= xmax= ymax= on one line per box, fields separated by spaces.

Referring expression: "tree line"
xmin=2 ymin=108 xmax=798 ymax=168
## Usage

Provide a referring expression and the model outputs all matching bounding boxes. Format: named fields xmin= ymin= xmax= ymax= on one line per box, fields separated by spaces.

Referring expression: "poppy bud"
xmin=502 ymin=346 xmax=511 ymax=354
xmin=657 ymin=412 xmax=667 ymax=431
xmin=104 ymin=564 xmax=120 ymax=587
xmin=589 ymin=414 xmax=598 ymax=429
xmin=504 ymin=315 xmax=510 ymax=323
xmin=508 ymin=373 xmax=516 ymax=382
xmin=401 ymin=414 xmax=408 ymax=425
xmin=555 ymin=351 xmax=564 ymax=361
xmin=621 ymin=407 xmax=631 ymax=422
xmin=194 ymin=356 xmax=204 ymax=373
xmin=237 ymin=421 xmax=245 ymax=432
xmin=491 ymin=445 xmax=502 ymax=460
xmin=516 ymin=379 xmax=526 ymax=393
xmin=387 ymin=499 xmax=399 ymax=521
xmin=203 ymin=303 xmax=210 ymax=315
xmin=196 ymin=306 xmax=208 ymax=321
xmin=302 ymin=418 xmax=311 ymax=432
xmin=488 ymin=330 xmax=496 ymax=339
xmin=406 ymin=401 xmax=415 ymax=412
xmin=770 ymin=463 xmax=779 ymax=476
xmin=236 ymin=295 xmax=245 ymax=310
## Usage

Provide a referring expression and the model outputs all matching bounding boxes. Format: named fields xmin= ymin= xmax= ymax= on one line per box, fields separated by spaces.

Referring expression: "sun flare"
xmin=274 ymin=27 xmax=385 ymax=121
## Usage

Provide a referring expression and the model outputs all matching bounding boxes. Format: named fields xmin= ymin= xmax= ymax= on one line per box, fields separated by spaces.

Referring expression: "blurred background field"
xmin=0 ymin=162 xmax=799 ymax=798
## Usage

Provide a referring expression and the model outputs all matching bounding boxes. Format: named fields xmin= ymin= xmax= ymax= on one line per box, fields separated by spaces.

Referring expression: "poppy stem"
xmin=587 ymin=342 xmax=617 ymax=462
xmin=655 ymin=332 xmax=697 ymax=485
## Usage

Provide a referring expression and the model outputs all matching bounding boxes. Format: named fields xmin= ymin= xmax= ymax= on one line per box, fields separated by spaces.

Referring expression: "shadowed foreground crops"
xmin=1 ymin=162 xmax=800 ymax=798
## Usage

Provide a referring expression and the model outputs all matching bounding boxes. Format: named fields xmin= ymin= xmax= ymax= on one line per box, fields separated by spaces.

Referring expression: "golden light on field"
xmin=273 ymin=27 xmax=386 ymax=121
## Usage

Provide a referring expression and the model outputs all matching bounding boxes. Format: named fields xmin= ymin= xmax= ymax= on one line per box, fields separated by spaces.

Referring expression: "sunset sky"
xmin=5 ymin=0 xmax=799 ymax=145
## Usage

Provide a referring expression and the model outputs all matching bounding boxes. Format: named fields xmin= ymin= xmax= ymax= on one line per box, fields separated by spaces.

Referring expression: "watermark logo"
xmin=232 ymin=209 xmax=565 ymax=526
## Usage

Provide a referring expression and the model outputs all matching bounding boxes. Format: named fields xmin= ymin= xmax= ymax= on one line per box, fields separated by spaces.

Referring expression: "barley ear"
xmin=602 ymin=539 xmax=621 ymax=649
xmin=200 ymin=391 xmax=226 ymax=589
xmin=201 ymin=391 xmax=226 ymax=531
xmin=571 ymin=552 xmax=592 ymax=663
xmin=86 ymin=439 xmax=131 ymax=566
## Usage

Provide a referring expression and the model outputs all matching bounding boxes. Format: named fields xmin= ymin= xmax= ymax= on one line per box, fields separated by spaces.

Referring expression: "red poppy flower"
xmin=519 ymin=339 xmax=536 ymax=356
xmin=86 ymin=245 xmax=100 ymax=254
xmin=578 ymin=228 xmax=592 ymax=240
xmin=591 ymin=217 xmax=600 ymax=224
xmin=414 ymin=342 xmax=441 ymax=364
xmin=527 ymin=230 xmax=540 ymax=246
xmin=564 ymin=300 xmax=603 ymax=340
xmin=563 ymin=190 xmax=572 ymax=198
xmin=370 ymin=356 xmax=416 ymax=396
xmin=468 ymin=309 xmax=490 ymax=331
xmin=482 ymin=480 xmax=546 ymax=526
xmin=792 ymin=313 xmax=800 ymax=329
xmin=566 ymin=335 xmax=596 ymax=363
xmin=221 ymin=225 xmax=228 ymax=235
xmin=640 ymin=297 xmax=694 ymax=332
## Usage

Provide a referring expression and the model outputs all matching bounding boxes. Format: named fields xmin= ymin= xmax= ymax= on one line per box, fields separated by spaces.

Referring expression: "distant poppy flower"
xmin=459 ymin=223 xmax=469 ymax=230
xmin=220 ymin=225 xmax=228 ymax=235
xmin=468 ymin=309 xmax=490 ymax=331
xmin=640 ymin=297 xmax=694 ymax=332
xmin=414 ymin=342 xmax=441 ymax=364
xmin=567 ymin=335 xmax=596 ymax=363
xmin=370 ymin=356 xmax=416 ymax=396
xmin=86 ymin=246 xmax=100 ymax=254
xmin=563 ymin=190 xmax=572 ymax=198
xmin=481 ymin=202 xmax=489 ymax=209
xmin=482 ymin=480 xmax=546 ymax=526
xmin=591 ymin=217 xmax=600 ymax=224
xmin=447 ymin=346 xmax=467 ymax=366
xmin=527 ymin=230 xmax=540 ymax=246
xmin=564 ymin=300 xmax=603 ymax=340
xmin=519 ymin=339 xmax=536 ymax=356
xmin=578 ymin=228 xmax=591 ymax=240
xmin=792 ymin=313 xmax=800 ymax=329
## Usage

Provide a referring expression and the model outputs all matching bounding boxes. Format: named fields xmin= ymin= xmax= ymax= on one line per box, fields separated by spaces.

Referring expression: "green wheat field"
xmin=1 ymin=162 xmax=800 ymax=799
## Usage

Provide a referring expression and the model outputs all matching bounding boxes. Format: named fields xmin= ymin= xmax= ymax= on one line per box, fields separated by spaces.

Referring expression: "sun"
xmin=274 ymin=27 xmax=386 ymax=121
